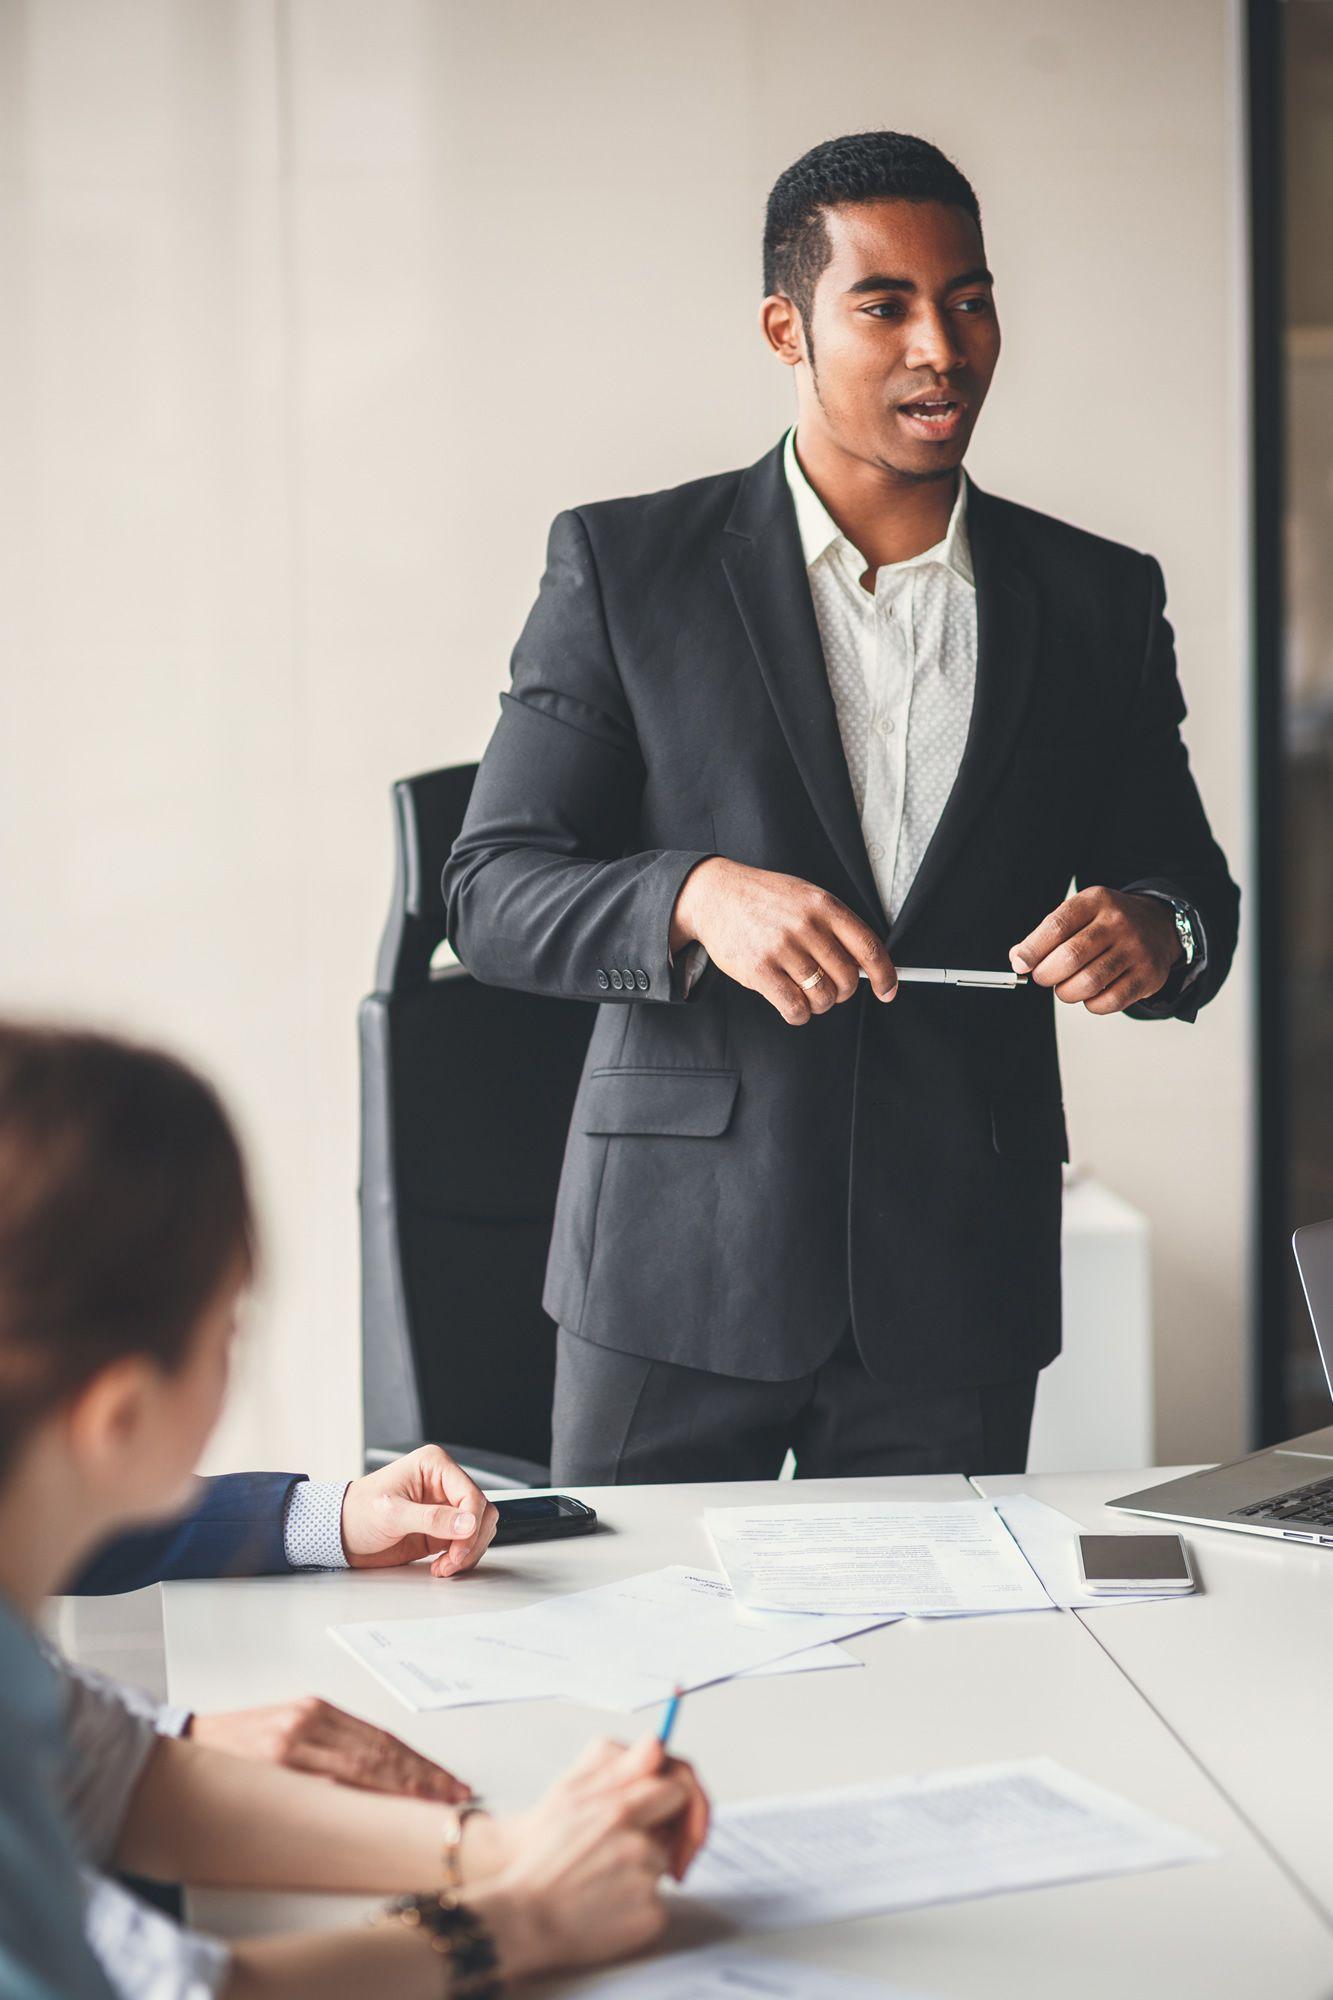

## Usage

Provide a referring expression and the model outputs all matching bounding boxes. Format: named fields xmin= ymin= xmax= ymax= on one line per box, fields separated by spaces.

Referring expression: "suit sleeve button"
xmin=635 ymin=969 xmax=650 ymax=991
xmin=610 ymin=969 xmax=624 ymax=990
xmin=596 ymin=969 xmax=610 ymax=991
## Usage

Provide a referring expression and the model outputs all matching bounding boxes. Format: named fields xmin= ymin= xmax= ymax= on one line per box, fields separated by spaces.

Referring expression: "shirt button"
xmin=868 ymin=841 xmax=885 ymax=861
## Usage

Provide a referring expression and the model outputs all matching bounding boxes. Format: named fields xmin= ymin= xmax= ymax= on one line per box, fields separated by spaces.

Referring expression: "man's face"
xmin=799 ymin=199 xmax=1000 ymax=480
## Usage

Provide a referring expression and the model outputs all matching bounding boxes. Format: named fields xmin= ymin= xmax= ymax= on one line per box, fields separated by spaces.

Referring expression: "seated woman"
xmin=0 ymin=1021 xmax=709 ymax=1999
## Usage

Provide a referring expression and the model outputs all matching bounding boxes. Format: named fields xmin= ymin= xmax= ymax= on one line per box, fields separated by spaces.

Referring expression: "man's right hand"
xmin=670 ymin=857 xmax=896 ymax=1023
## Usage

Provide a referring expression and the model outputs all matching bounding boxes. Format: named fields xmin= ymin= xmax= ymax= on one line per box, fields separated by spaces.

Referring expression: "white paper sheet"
xmin=680 ymin=1756 xmax=1214 ymax=1928
xmin=705 ymin=1500 xmax=1055 ymax=1616
xmin=995 ymin=1495 xmax=1194 ymax=1609
xmin=331 ymin=1567 xmax=890 ymax=1713
xmin=578 ymin=1942 xmax=928 ymax=1998
xmin=742 ymin=1642 xmax=860 ymax=1679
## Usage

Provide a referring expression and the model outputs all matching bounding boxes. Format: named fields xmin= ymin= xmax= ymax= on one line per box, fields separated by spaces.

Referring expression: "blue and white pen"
xmin=658 ymin=1684 xmax=683 ymax=1749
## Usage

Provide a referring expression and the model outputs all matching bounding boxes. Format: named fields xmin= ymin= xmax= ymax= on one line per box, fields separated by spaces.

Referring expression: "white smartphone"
xmin=1076 ymin=1532 xmax=1194 ymax=1594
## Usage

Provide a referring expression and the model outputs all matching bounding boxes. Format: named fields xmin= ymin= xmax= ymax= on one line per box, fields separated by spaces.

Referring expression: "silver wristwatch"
xmin=1167 ymin=899 xmax=1197 ymax=969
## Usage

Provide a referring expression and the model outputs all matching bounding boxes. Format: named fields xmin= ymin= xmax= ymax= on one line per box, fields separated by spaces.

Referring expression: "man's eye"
xmin=956 ymin=297 xmax=991 ymax=314
xmin=863 ymin=302 xmax=904 ymax=319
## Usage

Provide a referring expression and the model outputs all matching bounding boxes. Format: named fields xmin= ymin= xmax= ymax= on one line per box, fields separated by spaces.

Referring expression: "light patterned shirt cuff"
xmin=281 ymin=1477 xmax=352 ymax=1570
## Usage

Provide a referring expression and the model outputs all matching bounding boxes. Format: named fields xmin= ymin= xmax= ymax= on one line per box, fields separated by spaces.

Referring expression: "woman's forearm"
xmin=113 ymin=1735 xmax=452 ymax=1892
xmin=224 ymin=1926 xmax=442 ymax=2000
xmin=224 ymin=1885 xmax=536 ymax=1999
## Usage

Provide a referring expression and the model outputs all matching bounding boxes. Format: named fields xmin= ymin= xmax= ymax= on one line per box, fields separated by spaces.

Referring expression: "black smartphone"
xmin=489 ymin=1494 xmax=600 ymax=1545
xmin=1076 ymin=1532 xmax=1194 ymax=1593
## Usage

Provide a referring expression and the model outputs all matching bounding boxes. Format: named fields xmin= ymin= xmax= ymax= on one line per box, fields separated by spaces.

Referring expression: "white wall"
xmin=0 ymin=0 xmax=1251 ymax=1474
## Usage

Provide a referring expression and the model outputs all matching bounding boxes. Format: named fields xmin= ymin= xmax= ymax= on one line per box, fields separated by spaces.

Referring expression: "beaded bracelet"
xmin=375 ymin=1892 xmax=503 ymax=1998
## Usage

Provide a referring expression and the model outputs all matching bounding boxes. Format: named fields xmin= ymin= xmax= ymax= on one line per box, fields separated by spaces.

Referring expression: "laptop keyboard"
xmin=1231 ymin=1470 xmax=1333 ymax=1527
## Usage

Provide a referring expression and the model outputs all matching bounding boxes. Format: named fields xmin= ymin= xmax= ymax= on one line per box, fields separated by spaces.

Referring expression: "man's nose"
xmin=902 ymin=307 xmax=964 ymax=376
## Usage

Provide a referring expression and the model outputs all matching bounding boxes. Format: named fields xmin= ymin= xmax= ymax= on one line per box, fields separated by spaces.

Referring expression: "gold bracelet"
xmin=441 ymin=1798 xmax=486 ymax=1905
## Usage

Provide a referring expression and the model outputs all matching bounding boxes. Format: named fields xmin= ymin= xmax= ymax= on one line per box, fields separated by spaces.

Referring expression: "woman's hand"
xmin=189 ymin=1698 xmax=472 ymax=1802
xmin=463 ymin=1732 xmax=710 ymax=1889
xmin=465 ymin=1735 xmax=712 ymax=1980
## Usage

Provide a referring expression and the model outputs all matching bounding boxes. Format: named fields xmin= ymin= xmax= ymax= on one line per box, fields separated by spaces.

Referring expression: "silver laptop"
xmin=1111 ymin=1218 xmax=1333 ymax=1544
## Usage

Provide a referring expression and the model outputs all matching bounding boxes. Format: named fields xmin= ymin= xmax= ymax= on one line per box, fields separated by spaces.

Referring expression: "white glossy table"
xmin=163 ymin=1474 xmax=1333 ymax=1998
xmin=976 ymin=1467 xmax=1333 ymax=1934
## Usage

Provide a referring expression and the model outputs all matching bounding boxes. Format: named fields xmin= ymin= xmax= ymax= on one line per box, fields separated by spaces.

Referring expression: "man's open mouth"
xmin=896 ymin=397 xmax=966 ymax=439
xmin=898 ymin=398 xmax=962 ymax=424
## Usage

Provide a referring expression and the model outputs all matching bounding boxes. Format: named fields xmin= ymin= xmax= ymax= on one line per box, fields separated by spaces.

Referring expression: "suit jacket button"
xmin=596 ymin=969 xmax=610 ymax=991
xmin=610 ymin=969 xmax=624 ymax=990
xmin=635 ymin=969 xmax=650 ymax=992
xmin=623 ymin=967 xmax=636 ymax=989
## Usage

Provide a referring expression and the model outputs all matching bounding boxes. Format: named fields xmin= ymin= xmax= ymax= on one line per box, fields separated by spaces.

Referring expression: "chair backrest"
xmin=359 ymin=766 xmax=594 ymax=1478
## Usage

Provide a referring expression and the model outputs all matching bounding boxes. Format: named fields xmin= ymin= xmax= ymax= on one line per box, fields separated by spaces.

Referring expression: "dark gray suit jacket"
xmin=443 ymin=439 xmax=1239 ymax=1388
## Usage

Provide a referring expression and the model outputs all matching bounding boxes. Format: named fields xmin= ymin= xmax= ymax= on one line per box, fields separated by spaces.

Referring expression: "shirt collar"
xmin=782 ymin=425 xmax=975 ymax=590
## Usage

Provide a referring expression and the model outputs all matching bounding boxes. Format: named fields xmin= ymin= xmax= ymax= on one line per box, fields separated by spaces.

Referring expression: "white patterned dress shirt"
xmin=675 ymin=430 xmax=974 ymax=997
xmin=783 ymin=424 xmax=976 ymax=924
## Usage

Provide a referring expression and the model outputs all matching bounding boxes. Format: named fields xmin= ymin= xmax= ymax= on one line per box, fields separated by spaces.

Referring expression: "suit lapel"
xmin=722 ymin=445 xmax=887 ymax=932
xmin=887 ymin=479 xmax=1041 ymax=949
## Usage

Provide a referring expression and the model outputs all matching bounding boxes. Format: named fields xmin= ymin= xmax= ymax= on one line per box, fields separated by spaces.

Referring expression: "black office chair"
xmin=358 ymin=765 xmax=595 ymax=1485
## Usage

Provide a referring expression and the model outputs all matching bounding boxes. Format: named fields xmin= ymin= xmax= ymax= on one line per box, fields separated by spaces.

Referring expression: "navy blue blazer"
xmin=69 ymin=1472 xmax=304 ymax=1595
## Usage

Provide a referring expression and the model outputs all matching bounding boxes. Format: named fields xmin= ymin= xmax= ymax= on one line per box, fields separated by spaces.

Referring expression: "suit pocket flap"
xmin=583 ymin=1067 xmax=740 ymax=1137
xmin=991 ymin=1089 xmax=1069 ymax=1163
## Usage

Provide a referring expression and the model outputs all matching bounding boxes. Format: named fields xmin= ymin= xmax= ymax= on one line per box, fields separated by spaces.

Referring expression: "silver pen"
xmin=858 ymin=967 xmax=1029 ymax=989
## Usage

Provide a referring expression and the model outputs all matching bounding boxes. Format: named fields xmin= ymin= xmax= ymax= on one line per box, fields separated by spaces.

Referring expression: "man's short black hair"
xmin=763 ymin=131 xmax=983 ymax=338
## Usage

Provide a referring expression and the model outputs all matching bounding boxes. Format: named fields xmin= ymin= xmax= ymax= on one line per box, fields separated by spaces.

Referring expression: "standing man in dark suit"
xmin=443 ymin=131 xmax=1239 ymax=1485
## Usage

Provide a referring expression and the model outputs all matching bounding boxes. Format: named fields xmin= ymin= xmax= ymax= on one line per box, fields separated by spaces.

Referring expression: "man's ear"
xmin=759 ymin=294 xmax=806 ymax=368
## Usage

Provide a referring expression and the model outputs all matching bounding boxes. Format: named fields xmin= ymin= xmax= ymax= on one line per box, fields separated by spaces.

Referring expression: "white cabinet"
xmin=1028 ymin=1175 xmax=1153 ymax=1473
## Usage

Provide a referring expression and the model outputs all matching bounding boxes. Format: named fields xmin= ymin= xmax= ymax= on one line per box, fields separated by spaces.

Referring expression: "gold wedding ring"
xmin=800 ymin=968 xmax=826 ymax=991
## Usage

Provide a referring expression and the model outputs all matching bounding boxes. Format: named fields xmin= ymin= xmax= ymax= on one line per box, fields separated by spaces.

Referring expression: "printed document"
xmin=704 ymin=1500 xmax=1054 ymax=1616
xmin=680 ymin=1756 xmax=1214 ymax=1928
xmin=578 ymin=1942 xmax=929 ymax=1998
xmin=332 ymin=1567 xmax=889 ymax=1712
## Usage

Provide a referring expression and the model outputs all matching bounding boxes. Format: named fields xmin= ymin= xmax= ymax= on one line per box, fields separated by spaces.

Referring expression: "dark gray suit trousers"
xmin=550 ymin=1321 xmax=1037 ymax=1485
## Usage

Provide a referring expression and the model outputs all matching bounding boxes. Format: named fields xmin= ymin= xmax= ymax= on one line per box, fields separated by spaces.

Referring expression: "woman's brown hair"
xmin=0 ymin=1022 xmax=254 ymax=1477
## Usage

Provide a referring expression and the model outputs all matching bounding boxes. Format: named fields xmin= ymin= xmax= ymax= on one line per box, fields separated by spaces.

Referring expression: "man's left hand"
xmin=341 ymin=1444 xmax=500 ymax=1577
xmin=1010 ymin=888 xmax=1181 ymax=1014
